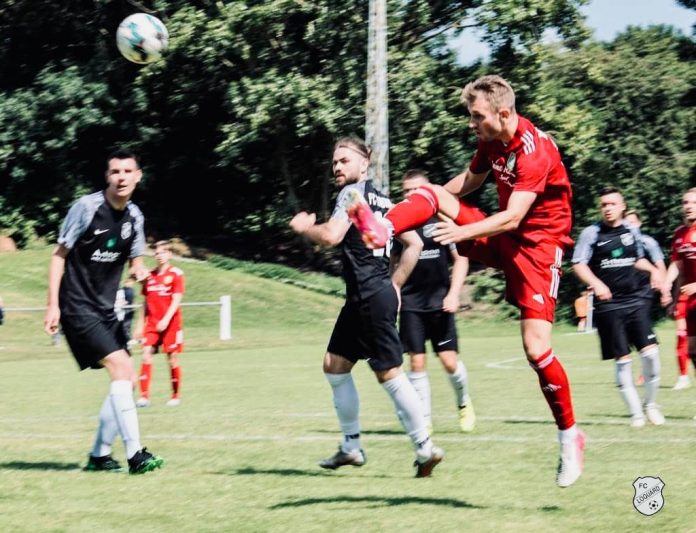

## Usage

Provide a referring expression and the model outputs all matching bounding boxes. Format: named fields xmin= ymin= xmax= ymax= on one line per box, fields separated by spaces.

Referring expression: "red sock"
xmin=677 ymin=329 xmax=688 ymax=375
xmin=385 ymin=186 xmax=439 ymax=234
xmin=139 ymin=362 xmax=152 ymax=398
xmin=529 ymin=349 xmax=575 ymax=430
xmin=170 ymin=366 xmax=181 ymax=398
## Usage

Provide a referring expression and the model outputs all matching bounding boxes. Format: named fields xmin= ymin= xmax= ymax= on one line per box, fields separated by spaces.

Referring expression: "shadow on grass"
xmin=225 ymin=467 xmax=393 ymax=479
xmin=0 ymin=461 xmax=81 ymax=471
xmin=313 ymin=428 xmax=404 ymax=436
xmin=270 ymin=495 xmax=485 ymax=510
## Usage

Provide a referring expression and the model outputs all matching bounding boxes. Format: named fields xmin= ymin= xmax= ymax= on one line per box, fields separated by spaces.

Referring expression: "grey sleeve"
xmin=628 ymin=226 xmax=645 ymax=258
xmin=57 ymin=198 xmax=94 ymax=249
xmin=331 ymin=187 xmax=352 ymax=223
xmin=642 ymin=235 xmax=664 ymax=263
xmin=128 ymin=205 xmax=146 ymax=258
xmin=571 ymin=225 xmax=599 ymax=264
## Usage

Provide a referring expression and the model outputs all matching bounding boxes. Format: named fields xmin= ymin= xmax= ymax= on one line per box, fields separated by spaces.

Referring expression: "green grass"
xmin=1 ymin=248 xmax=695 ymax=532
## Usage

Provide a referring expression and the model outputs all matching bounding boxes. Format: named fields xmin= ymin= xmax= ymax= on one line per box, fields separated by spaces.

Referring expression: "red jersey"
xmin=469 ymin=115 xmax=573 ymax=247
xmin=142 ymin=265 xmax=185 ymax=327
xmin=671 ymin=224 xmax=696 ymax=284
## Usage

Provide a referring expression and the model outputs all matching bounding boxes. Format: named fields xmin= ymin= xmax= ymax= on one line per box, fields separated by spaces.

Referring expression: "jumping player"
xmin=345 ymin=75 xmax=584 ymax=487
xmin=136 ymin=240 xmax=185 ymax=408
xmin=289 ymin=137 xmax=444 ymax=477
xmin=44 ymin=149 xmax=164 ymax=474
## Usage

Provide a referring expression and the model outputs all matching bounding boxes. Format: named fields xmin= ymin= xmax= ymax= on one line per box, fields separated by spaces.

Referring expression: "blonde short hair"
xmin=461 ymin=75 xmax=516 ymax=112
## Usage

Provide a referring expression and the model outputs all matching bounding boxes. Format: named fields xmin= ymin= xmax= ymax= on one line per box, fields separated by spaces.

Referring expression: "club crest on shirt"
xmin=165 ymin=275 xmax=173 ymax=284
xmin=620 ymin=233 xmax=634 ymax=246
xmin=505 ymin=152 xmax=516 ymax=173
xmin=121 ymin=222 xmax=132 ymax=240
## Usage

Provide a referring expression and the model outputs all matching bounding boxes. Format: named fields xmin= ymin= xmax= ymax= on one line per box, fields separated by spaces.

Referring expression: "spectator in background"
xmin=0 ymin=295 xmax=4 ymax=326
xmin=574 ymin=290 xmax=589 ymax=332
xmin=115 ymin=278 xmax=136 ymax=343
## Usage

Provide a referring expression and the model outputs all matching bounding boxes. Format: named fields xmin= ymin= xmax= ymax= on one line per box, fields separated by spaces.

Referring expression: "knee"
xmin=409 ymin=354 xmax=426 ymax=373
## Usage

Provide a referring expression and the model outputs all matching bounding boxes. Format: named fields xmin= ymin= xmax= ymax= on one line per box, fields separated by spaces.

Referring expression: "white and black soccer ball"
xmin=116 ymin=13 xmax=169 ymax=64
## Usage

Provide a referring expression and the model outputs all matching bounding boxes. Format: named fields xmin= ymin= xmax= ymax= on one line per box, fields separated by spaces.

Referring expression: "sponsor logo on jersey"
xmin=91 ymin=249 xmax=121 ymax=263
xmin=597 ymin=240 xmax=612 ymax=246
xmin=492 ymin=156 xmax=517 ymax=187
xmin=532 ymin=293 xmax=545 ymax=305
xmin=633 ymin=476 xmax=665 ymax=516
xmin=419 ymin=249 xmax=441 ymax=260
xmin=121 ymin=221 xmax=132 ymax=240
xmin=94 ymin=229 xmax=109 ymax=235
xmin=611 ymin=247 xmax=624 ymax=258
xmin=106 ymin=238 xmax=117 ymax=249
xmin=600 ymin=257 xmax=636 ymax=269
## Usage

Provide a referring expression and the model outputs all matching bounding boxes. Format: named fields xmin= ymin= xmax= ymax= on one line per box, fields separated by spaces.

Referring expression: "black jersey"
xmin=393 ymin=217 xmax=454 ymax=312
xmin=571 ymin=221 xmax=646 ymax=313
xmin=332 ymin=180 xmax=392 ymax=301
xmin=58 ymin=191 xmax=145 ymax=318
xmin=635 ymin=232 xmax=664 ymax=300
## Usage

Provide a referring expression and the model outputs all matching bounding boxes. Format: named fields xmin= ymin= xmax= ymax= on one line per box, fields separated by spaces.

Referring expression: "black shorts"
xmin=61 ymin=314 xmax=129 ymax=370
xmin=594 ymin=304 xmax=658 ymax=360
xmin=399 ymin=310 xmax=458 ymax=354
xmin=327 ymin=284 xmax=403 ymax=372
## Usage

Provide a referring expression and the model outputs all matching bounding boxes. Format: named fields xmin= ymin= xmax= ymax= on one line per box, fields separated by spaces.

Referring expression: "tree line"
xmin=1 ymin=1 xmax=694 ymax=284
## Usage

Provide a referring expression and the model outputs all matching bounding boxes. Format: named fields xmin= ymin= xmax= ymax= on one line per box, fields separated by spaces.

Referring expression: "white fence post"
xmin=219 ymin=295 xmax=232 ymax=340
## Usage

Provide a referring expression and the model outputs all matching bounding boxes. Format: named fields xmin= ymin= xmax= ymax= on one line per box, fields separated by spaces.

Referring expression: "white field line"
xmin=0 ymin=431 xmax=693 ymax=445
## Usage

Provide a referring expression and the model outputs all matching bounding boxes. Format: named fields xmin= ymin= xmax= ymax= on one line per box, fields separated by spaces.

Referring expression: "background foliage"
xmin=0 ymin=0 xmax=694 ymax=304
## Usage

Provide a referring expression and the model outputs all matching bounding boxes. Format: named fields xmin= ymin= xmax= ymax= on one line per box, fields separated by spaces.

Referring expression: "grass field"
xmin=1 ymin=248 xmax=695 ymax=532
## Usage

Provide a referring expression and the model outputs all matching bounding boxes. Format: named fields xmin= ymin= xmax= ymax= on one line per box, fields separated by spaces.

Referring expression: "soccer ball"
xmin=116 ymin=13 xmax=169 ymax=64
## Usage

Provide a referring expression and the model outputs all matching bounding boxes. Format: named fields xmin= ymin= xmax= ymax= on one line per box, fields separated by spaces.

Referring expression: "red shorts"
xmin=674 ymin=294 xmax=688 ymax=320
xmin=454 ymin=201 xmax=565 ymax=321
xmin=143 ymin=322 xmax=184 ymax=354
xmin=684 ymin=296 xmax=696 ymax=336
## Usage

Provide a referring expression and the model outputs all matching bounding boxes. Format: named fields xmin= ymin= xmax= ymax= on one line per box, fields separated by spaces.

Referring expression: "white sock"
xmin=381 ymin=373 xmax=431 ymax=460
xmin=91 ymin=395 xmax=119 ymax=457
xmin=407 ymin=371 xmax=432 ymax=427
xmin=640 ymin=346 xmax=661 ymax=407
xmin=109 ymin=380 xmax=142 ymax=459
xmin=324 ymin=373 xmax=361 ymax=453
xmin=615 ymin=359 xmax=643 ymax=418
xmin=558 ymin=424 xmax=578 ymax=445
xmin=447 ymin=360 xmax=470 ymax=407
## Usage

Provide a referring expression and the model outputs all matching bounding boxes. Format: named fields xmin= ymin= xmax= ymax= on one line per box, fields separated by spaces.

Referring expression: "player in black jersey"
xmin=44 ymin=149 xmax=163 ymax=474
xmin=289 ymin=137 xmax=444 ymax=477
xmin=393 ymin=170 xmax=475 ymax=433
xmin=572 ymin=187 xmax=667 ymax=427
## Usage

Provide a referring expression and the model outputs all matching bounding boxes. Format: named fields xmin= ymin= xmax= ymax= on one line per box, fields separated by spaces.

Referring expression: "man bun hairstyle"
xmin=334 ymin=136 xmax=371 ymax=160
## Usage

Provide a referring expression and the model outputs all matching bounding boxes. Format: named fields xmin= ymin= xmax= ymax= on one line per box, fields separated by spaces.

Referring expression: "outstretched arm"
xmin=444 ymin=169 xmax=489 ymax=198
xmin=290 ymin=212 xmax=350 ymax=247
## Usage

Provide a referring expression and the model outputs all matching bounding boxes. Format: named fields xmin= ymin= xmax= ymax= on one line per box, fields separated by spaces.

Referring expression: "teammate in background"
xmin=346 ymin=76 xmax=583 ymax=487
xmin=0 ymin=295 xmax=4 ymax=326
xmin=394 ymin=170 xmax=475 ymax=433
xmin=115 ymin=278 xmax=136 ymax=343
xmin=572 ymin=187 xmax=666 ymax=428
xmin=662 ymin=188 xmax=696 ymax=391
xmin=43 ymin=149 xmax=163 ymax=474
xmin=289 ymin=137 xmax=444 ymax=478
xmin=136 ymin=240 xmax=185 ymax=408
xmin=574 ymin=290 xmax=589 ymax=332
xmin=624 ymin=209 xmax=666 ymax=387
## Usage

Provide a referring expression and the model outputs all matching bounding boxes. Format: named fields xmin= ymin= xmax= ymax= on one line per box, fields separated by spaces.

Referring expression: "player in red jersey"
xmin=346 ymin=75 xmax=584 ymax=487
xmin=136 ymin=240 xmax=185 ymax=407
xmin=663 ymin=188 xmax=696 ymax=391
